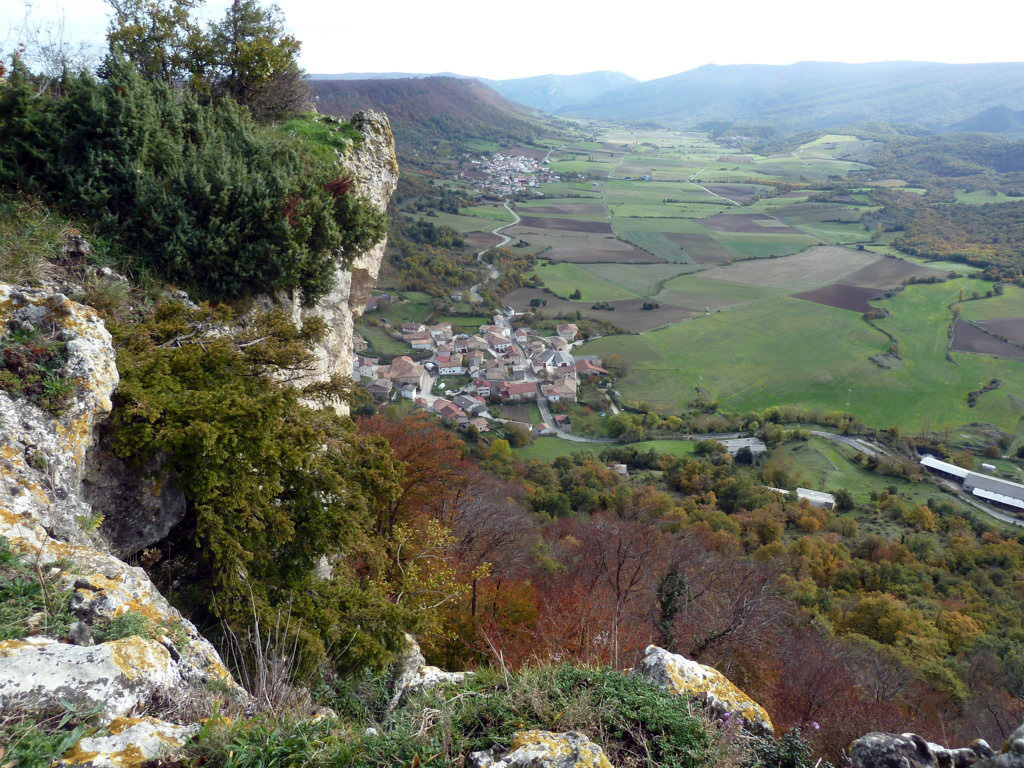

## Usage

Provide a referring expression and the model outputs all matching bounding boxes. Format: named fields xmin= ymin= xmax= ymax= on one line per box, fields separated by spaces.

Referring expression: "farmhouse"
xmin=556 ymin=323 xmax=579 ymax=341
xmin=576 ymin=359 xmax=608 ymax=377
xmin=485 ymin=332 xmax=511 ymax=352
xmin=366 ymin=378 xmax=393 ymax=399
xmin=499 ymin=381 xmax=538 ymax=402
xmin=389 ymin=356 xmax=431 ymax=393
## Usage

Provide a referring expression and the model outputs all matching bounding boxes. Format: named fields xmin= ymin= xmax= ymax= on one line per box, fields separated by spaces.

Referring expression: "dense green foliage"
xmin=893 ymin=202 xmax=1024 ymax=283
xmin=107 ymin=302 xmax=410 ymax=677
xmin=0 ymin=59 xmax=384 ymax=303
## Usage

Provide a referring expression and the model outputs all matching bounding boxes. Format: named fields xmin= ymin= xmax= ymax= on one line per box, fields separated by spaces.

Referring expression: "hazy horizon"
xmin=2 ymin=0 xmax=1022 ymax=82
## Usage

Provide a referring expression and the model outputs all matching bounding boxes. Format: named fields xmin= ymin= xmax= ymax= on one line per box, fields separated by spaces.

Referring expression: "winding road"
xmin=469 ymin=201 xmax=520 ymax=303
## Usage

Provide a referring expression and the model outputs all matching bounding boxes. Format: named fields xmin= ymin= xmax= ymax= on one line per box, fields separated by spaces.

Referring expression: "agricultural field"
xmin=486 ymin=125 xmax=1024 ymax=436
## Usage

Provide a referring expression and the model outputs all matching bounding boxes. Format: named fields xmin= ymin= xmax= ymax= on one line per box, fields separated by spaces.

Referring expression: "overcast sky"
xmin=2 ymin=0 xmax=1022 ymax=82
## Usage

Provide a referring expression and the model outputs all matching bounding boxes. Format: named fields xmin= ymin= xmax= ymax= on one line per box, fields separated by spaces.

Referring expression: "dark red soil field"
xmin=977 ymin=317 xmax=1024 ymax=347
xmin=700 ymin=213 xmax=803 ymax=234
xmin=841 ymin=257 xmax=943 ymax=289
xmin=663 ymin=233 xmax=734 ymax=264
xmin=951 ymin=319 xmax=1024 ymax=361
xmin=794 ymin=283 xmax=883 ymax=313
xmin=464 ymin=232 xmax=502 ymax=249
xmin=517 ymin=216 xmax=613 ymax=234
xmin=521 ymin=204 xmax=607 ymax=216
xmin=503 ymin=288 xmax=694 ymax=333
xmin=543 ymin=247 xmax=664 ymax=264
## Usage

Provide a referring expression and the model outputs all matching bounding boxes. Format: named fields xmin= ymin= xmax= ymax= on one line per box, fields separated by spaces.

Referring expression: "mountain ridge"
xmin=560 ymin=61 xmax=1024 ymax=132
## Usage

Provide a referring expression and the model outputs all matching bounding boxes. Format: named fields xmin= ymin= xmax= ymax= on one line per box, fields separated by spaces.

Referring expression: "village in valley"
xmin=352 ymin=307 xmax=610 ymax=438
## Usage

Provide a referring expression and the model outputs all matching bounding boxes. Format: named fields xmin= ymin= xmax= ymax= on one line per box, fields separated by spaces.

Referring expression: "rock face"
xmin=0 ymin=286 xmax=244 ymax=763
xmin=388 ymin=633 xmax=473 ymax=710
xmin=468 ymin=731 xmax=614 ymax=768
xmin=267 ymin=110 xmax=399 ymax=414
xmin=0 ymin=285 xmax=119 ymax=544
xmin=0 ymin=636 xmax=190 ymax=723
xmin=851 ymin=732 xmax=995 ymax=768
xmin=632 ymin=645 xmax=773 ymax=736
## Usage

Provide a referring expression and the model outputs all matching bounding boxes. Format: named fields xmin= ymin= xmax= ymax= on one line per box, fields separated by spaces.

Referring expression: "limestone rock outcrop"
xmin=388 ymin=633 xmax=473 ymax=710
xmin=851 ymin=732 xmax=995 ymax=768
xmin=632 ymin=645 xmax=773 ymax=736
xmin=468 ymin=731 xmax=614 ymax=768
xmin=56 ymin=716 xmax=198 ymax=768
xmin=0 ymin=636 xmax=191 ymax=723
xmin=0 ymin=285 xmax=245 ymax=762
xmin=266 ymin=110 xmax=399 ymax=414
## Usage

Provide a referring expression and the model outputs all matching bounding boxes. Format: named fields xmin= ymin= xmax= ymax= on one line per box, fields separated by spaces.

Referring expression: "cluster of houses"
xmin=462 ymin=153 xmax=560 ymax=196
xmin=353 ymin=310 xmax=608 ymax=433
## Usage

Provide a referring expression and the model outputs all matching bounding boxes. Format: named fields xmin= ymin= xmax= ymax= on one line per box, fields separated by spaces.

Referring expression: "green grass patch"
xmin=530 ymin=262 xmax=636 ymax=301
xmin=954 ymin=189 xmax=1018 ymax=204
xmin=710 ymin=233 xmax=821 ymax=261
xmin=615 ymin=230 xmax=692 ymax=263
xmin=661 ymin=275 xmax=784 ymax=302
xmin=458 ymin=205 xmax=515 ymax=222
xmin=355 ymin=323 xmax=409 ymax=356
xmin=956 ymin=285 xmax=1024 ymax=321
xmin=585 ymin=278 xmax=1024 ymax=433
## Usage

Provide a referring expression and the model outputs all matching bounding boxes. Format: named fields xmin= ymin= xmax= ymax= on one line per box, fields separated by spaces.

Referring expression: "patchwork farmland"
xmin=487 ymin=126 xmax=1024 ymax=434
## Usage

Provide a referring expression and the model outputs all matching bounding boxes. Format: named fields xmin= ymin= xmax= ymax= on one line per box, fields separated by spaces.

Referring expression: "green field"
xmin=531 ymin=262 xmax=629 ymax=300
xmin=513 ymin=437 xmax=695 ymax=462
xmin=459 ymin=205 xmax=515 ymax=221
xmin=616 ymin=230 xmax=692 ymax=262
xmin=957 ymin=285 xmax=1024 ymax=321
xmin=531 ymin=262 xmax=692 ymax=301
xmin=954 ymin=190 xmax=1019 ymax=204
xmin=584 ymin=278 xmax=1024 ymax=433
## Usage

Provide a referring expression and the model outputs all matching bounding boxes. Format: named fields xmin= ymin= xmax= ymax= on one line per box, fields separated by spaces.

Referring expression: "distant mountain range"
xmin=310 ymin=77 xmax=554 ymax=158
xmin=482 ymin=71 xmax=637 ymax=113
xmin=311 ymin=62 xmax=1024 ymax=138
xmin=560 ymin=62 xmax=1024 ymax=133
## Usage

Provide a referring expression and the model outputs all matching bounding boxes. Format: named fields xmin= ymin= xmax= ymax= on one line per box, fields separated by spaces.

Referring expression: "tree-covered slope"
xmin=311 ymin=76 xmax=553 ymax=156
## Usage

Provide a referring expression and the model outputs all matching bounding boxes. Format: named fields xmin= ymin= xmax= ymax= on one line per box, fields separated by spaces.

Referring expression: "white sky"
xmin=2 ymin=0 xmax=1022 ymax=82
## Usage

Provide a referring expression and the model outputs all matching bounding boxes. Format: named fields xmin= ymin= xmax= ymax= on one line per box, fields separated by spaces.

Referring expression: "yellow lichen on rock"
xmin=634 ymin=645 xmax=773 ymax=735
xmin=109 ymin=636 xmax=172 ymax=682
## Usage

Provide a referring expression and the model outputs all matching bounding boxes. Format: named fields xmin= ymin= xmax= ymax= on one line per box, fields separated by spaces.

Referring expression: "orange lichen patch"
xmin=509 ymin=732 xmax=612 ymax=768
xmin=107 ymin=743 xmax=149 ymax=767
xmin=0 ymin=506 xmax=25 ymax=525
xmin=54 ymin=412 xmax=97 ymax=464
xmin=106 ymin=717 xmax=149 ymax=736
xmin=83 ymin=573 xmax=124 ymax=591
xmin=0 ymin=639 xmax=33 ymax=657
xmin=109 ymin=636 xmax=171 ymax=682
xmin=59 ymin=743 xmax=102 ymax=765
xmin=19 ymin=477 xmax=52 ymax=506
xmin=0 ymin=444 xmax=20 ymax=461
